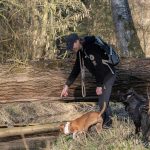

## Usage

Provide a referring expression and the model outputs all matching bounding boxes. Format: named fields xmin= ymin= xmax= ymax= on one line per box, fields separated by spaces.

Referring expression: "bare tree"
xmin=111 ymin=0 xmax=145 ymax=57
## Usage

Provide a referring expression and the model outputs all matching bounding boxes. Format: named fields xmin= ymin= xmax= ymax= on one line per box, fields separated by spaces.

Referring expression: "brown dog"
xmin=59 ymin=102 xmax=106 ymax=139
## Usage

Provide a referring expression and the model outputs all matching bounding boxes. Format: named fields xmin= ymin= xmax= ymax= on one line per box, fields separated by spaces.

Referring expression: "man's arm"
xmin=65 ymin=51 xmax=81 ymax=87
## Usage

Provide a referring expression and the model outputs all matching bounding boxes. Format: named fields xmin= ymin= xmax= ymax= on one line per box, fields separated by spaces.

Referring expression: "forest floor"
xmin=0 ymin=102 xmax=148 ymax=150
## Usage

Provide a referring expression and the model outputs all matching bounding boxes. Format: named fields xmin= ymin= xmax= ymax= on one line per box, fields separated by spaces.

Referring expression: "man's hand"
xmin=96 ymin=87 xmax=103 ymax=95
xmin=60 ymin=85 xmax=69 ymax=98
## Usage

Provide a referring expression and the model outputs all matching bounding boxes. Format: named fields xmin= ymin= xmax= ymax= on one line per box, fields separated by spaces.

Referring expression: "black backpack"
xmin=95 ymin=36 xmax=120 ymax=66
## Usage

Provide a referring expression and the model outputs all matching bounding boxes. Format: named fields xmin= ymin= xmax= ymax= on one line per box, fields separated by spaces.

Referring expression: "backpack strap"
xmin=102 ymin=59 xmax=115 ymax=75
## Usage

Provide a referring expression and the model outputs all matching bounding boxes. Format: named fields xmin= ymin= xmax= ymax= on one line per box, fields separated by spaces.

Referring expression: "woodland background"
xmin=0 ymin=0 xmax=150 ymax=63
xmin=0 ymin=1 xmax=150 ymax=149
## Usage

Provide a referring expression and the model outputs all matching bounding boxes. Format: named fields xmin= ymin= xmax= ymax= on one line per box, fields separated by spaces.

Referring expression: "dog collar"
xmin=64 ymin=122 xmax=70 ymax=135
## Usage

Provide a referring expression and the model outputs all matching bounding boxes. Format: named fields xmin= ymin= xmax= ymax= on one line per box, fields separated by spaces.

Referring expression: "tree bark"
xmin=111 ymin=0 xmax=145 ymax=57
xmin=0 ymin=123 xmax=59 ymax=138
xmin=0 ymin=58 xmax=150 ymax=103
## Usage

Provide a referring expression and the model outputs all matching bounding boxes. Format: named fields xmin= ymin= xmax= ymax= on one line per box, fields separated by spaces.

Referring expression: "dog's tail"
xmin=99 ymin=102 xmax=106 ymax=116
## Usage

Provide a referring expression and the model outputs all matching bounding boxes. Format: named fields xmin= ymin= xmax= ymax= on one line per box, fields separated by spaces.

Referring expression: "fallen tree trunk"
xmin=0 ymin=96 xmax=99 ymax=103
xmin=0 ymin=58 xmax=150 ymax=103
xmin=0 ymin=123 xmax=59 ymax=138
xmin=0 ymin=111 xmax=88 ymax=138
xmin=0 ymin=111 xmax=88 ymax=129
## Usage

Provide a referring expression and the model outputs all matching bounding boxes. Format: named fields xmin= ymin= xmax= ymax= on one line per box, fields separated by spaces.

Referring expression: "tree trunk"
xmin=111 ymin=0 xmax=145 ymax=57
xmin=0 ymin=123 xmax=59 ymax=138
xmin=0 ymin=59 xmax=150 ymax=103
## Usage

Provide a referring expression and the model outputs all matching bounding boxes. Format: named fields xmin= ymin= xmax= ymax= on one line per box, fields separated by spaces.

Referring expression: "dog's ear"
xmin=59 ymin=123 xmax=65 ymax=133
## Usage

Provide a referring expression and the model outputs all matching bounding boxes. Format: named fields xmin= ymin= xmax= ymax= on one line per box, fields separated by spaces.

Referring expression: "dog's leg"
xmin=73 ymin=132 xmax=77 ymax=139
xmin=135 ymin=124 xmax=141 ymax=136
xmin=142 ymin=126 xmax=150 ymax=147
xmin=135 ymin=126 xmax=140 ymax=135
xmin=95 ymin=122 xmax=103 ymax=133
xmin=134 ymin=121 xmax=141 ymax=135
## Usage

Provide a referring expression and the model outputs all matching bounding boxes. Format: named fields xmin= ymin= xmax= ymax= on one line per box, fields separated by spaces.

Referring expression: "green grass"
xmin=0 ymin=101 xmax=149 ymax=149
xmin=51 ymin=115 xmax=147 ymax=150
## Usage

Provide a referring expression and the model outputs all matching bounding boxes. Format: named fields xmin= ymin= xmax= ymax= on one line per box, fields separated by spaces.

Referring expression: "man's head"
xmin=66 ymin=33 xmax=82 ymax=53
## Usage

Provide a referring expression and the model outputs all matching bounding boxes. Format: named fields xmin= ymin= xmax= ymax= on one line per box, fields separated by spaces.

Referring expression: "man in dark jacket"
xmin=60 ymin=33 xmax=116 ymax=128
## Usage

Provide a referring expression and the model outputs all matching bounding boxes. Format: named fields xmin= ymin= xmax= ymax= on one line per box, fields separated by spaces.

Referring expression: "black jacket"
xmin=65 ymin=36 xmax=116 ymax=87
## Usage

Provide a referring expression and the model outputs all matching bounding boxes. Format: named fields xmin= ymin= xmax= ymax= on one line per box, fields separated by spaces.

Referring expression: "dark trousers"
xmin=98 ymin=72 xmax=116 ymax=126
